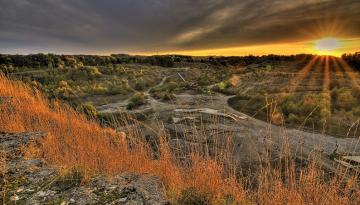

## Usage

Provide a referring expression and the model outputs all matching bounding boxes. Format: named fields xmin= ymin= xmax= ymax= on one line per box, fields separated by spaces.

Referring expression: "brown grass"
xmin=0 ymin=74 xmax=359 ymax=204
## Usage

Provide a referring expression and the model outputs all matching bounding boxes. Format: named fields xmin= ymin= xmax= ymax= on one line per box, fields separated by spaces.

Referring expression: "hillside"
xmin=1 ymin=54 xmax=360 ymax=137
xmin=1 ymin=54 xmax=360 ymax=204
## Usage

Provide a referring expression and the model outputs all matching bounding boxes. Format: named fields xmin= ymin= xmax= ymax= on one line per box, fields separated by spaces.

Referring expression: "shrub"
xmin=212 ymin=81 xmax=236 ymax=95
xmin=87 ymin=66 xmax=102 ymax=77
xmin=68 ymin=66 xmax=102 ymax=80
xmin=127 ymin=92 xmax=147 ymax=109
xmin=107 ymin=83 xmax=132 ymax=95
xmin=58 ymin=80 xmax=69 ymax=88
xmin=161 ymin=92 xmax=175 ymax=101
xmin=287 ymin=113 xmax=301 ymax=124
xmin=133 ymin=77 xmax=154 ymax=91
xmin=150 ymin=81 xmax=179 ymax=100
xmin=78 ymin=102 xmax=98 ymax=118
xmin=134 ymin=80 xmax=148 ymax=91
xmin=217 ymin=81 xmax=227 ymax=90
xmin=336 ymin=89 xmax=356 ymax=110
xmin=91 ymin=84 xmax=108 ymax=95
xmin=281 ymin=100 xmax=298 ymax=116
xmin=164 ymin=81 xmax=179 ymax=92
xmin=55 ymin=80 xmax=73 ymax=99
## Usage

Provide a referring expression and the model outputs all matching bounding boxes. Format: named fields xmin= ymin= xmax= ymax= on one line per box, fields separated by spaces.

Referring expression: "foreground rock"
xmin=0 ymin=132 xmax=168 ymax=205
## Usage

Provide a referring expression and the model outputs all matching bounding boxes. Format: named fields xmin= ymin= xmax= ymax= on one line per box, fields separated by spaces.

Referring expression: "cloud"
xmin=0 ymin=0 xmax=359 ymax=54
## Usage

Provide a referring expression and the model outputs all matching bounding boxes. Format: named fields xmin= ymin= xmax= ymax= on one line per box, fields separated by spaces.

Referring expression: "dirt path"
xmin=95 ymin=75 xmax=360 ymax=172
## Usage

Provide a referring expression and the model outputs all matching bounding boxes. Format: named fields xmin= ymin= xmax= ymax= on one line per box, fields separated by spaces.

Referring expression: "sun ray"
xmin=323 ymin=56 xmax=331 ymax=93
xmin=288 ymin=56 xmax=319 ymax=92
xmin=322 ymin=56 xmax=332 ymax=119
xmin=330 ymin=56 xmax=344 ymax=78
xmin=308 ymin=56 xmax=325 ymax=90
xmin=336 ymin=58 xmax=360 ymax=90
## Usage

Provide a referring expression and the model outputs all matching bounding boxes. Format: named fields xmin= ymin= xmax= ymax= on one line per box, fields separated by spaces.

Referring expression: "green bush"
xmin=281 ymin=100 xmax=298 ymax=116
xmin=78 ymin=102 xmax=98 ymax=118
xmin=67 ymin=66 xmax=102 ymax=80
xmin=87 ymin=66 xmax=102 ymax=77
xmin=166 ymin=81 xmax=179 ymax=92
xmin=127 ymin=92 xmax=147 ymax=110
xmin=287 ymin=113 xmax=301 ymax=124
xmin=134 ymin=80 xmax=147 ymax=91
xmin=336 ymin=89 xmax=356 ymax=110
xmin=150 ymin=81 xmax=180 ymax=100
xmin=217 ymin=81 xmax=227 ymax=90
xmin=107 ymin=83 xmax=132 ymax=95
xmin=55 ymin=80 xmax=73 ymax=99
xmin=91 ymin=84 xmax=108 ymax=95
xmin=211 ymin=81 xmax=236 ymax=95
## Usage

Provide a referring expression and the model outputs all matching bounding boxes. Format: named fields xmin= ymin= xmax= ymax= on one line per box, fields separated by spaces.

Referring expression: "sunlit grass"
xmin=1 ymin=74 xmax=360 ymax=204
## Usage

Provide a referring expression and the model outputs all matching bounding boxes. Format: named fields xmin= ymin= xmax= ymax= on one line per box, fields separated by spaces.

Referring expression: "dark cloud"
xmin=0 ymin=0 xmax=359 ymax=54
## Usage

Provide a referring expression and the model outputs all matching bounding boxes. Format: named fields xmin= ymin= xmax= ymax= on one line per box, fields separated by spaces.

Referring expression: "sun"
xmin=314 ymin=38 xmax=341 ymax=55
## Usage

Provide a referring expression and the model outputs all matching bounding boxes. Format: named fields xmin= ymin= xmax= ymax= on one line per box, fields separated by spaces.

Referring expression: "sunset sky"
xmin=1 ymin=0 xmax=359 ymax=56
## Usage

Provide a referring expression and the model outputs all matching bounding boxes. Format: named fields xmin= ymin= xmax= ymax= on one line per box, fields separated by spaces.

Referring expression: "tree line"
xmin=342 ymin=52 xmax=360 ymax=71
xmin=2 ymin=52 xmax=357 ymax=71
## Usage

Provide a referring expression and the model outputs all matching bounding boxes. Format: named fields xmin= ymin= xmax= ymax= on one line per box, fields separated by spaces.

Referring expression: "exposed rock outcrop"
xmin=0 ymin=132 xmax=168 ymax=205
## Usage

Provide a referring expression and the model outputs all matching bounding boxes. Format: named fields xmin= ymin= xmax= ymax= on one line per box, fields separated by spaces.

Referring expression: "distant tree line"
xmin=0 ymin=53 xmax=182 ymax=69
xmin=0 ymin=53 xmax=316 ymax=72
xmin=203 ymin=54 xmax=313 ymax=66
xmin=342 ymin=52 xmax=360 ymax=71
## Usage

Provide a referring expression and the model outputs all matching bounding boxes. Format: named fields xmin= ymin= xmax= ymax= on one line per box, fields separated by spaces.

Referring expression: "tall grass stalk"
xmin=0 ymin=74 xmax=359 ymax=204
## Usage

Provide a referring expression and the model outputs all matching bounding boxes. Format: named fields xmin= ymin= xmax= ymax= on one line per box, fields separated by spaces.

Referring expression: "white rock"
xmin=109 ymin=185 xmax=117 ymax=189
xmin=10 ymin=195 xmax=20 ymax=201
xmin=119 ymin=197 xmax=127 ymax=202
xmin=16 ymin=187 xmax=24 ymax=193
xmin=26 ymin=188 xmax=35 ymax=192
xmin=37 ymin=191 xmax=47 ymax=197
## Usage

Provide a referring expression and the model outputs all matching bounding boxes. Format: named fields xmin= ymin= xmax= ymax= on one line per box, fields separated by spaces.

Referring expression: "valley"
xmin=1 ymin=53 xmax=360 ymax=204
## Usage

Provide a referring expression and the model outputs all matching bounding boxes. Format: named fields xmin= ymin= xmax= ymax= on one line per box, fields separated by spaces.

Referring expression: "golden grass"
xmin=1 ymin=74 xmax=359 ymax=204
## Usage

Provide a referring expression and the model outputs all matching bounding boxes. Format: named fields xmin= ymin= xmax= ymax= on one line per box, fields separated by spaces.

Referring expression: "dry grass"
xmin=0 ymin=74 xmax=359 ymax=204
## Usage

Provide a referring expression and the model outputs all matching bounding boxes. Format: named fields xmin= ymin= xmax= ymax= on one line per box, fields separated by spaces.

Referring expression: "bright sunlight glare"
xmin=314 ymin=38 xmax=341 ymax=51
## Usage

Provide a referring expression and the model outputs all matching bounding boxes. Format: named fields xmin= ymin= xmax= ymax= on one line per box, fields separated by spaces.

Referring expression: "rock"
xmin=16 ymin=187 xmax=24 ymax=193
xmin=0 ymin=131 xmax=169 ymax=205
xmin=36 ymin=190 xmax=47 ymax=197
xmin=10 ymin=195 xmax=20 ymax=201
xmin=24 ymin=159 xmax=43 ymax=166
xmin=119 ymin=197 xmax=127 ymax=202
